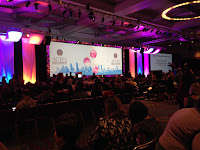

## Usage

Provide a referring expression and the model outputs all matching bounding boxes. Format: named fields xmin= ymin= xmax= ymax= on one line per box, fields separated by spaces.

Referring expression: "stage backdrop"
xmin=150 ymin=53 xmax=172 ymax=73
xmin=0 ymin=40 xmax=14 ymax=82
xmin=49 ymin=42 xmax=122 ymax=76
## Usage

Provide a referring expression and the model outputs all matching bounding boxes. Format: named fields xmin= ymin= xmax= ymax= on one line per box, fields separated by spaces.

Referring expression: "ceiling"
xmin=0 ymin=0 xmax=200 ymax=47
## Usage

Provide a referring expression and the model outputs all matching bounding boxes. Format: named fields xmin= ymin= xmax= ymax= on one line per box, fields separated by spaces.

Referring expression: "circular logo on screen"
xmin=90 ymin=50 xmax=97 ymax=58
xmin=57 ymin=49 xmax=63 ymax=56
xmin=114 ymin=53 xmax=118 ymax=58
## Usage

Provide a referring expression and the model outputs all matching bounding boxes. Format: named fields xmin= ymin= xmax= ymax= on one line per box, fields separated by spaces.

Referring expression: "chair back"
xmin=16 ymin=107 xmax=37 ymax=122
xmin=133 ymin=138 xmax=158 ymax=150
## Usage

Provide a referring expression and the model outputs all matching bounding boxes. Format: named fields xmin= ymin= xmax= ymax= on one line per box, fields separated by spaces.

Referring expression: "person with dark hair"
xmin=16 ymin=89 xmax=37 ymax=110
xmin=176 ymin=69 xmax=195 ymax=108
xmin=54 ymin=113 xmax=83 ymax=150
xmin=129 ymin=101 xmax=162 ymax=145
xmin=102 ymin=84 xmax=114 ymax=96
xmin=73 ymin=80 xmax=89 ymax=99
xmin=88 ymin=96 xmax=136 ymax=150
xmin=156 ymin=99 xmax=200 ymax=150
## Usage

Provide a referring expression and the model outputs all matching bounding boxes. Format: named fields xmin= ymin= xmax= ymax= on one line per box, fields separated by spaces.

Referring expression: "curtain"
xmin=0 ymin=39 xmax=14 ymax=82
xmin=22 ymin=38 xmax=36 ymax=84
xmin=129 ymin=50 xmax=135 ymax=77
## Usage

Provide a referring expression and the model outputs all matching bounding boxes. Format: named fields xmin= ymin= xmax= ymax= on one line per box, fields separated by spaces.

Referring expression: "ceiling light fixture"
xmin=112 ymin=20 xmax=115 ymax=26
xmin=78 ymin=9 xmax=81 ymax=18
xmin=162 ymin=1 xmax=200 ymax=20
xmin=48 ymin=3 xmax=52 ymax=11
xmin=121 ymin=21 xmax=124 ymax=26
xmin=63 ymin=9 xmax=67 ymax=16
xmin=102 ymin=16 xmax=104 ymax=23
xmin=69 ymin=8 xmax=72 ymax=17
xmin=34 ymin=2 xmax=39 ymax=10
xmin=26 ymin=1 xmax=30 ymax=7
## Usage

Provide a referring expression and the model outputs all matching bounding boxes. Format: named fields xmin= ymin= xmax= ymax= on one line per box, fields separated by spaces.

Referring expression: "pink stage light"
xmin=28 ymin=34 xmax=44 ymax=45
xmin=6 ymin=31 xmax=22 ymax=42
xmin=129 ymin=49 xmax=135 ymax=77
xmin=151 ymin=49 xmax=161 ymax=54
xmin=144 ymin=53 xmax=149 ymax=77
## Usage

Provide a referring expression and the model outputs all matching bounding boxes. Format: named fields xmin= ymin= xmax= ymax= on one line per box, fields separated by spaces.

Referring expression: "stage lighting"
xmin=26 ymin=34 xmax=30 ymax=37
xmin=137 ymin=25 xmax=140 ymax=30
xmin=7 ymin=0 xmax=13 ymax=2
xmin=121 ymin=21 xmax=124 ymax=26
xmin=48 ymin=4 xmax=52 ymax=11
xmin=102 ymin=16 xmax=104 ymax=23
xmin=6 ymin=31 xmax=23 ymax=42
xmin=34 ymin=3 xmax=39 ymax=10
xmin=151 ymin=28 xmax=154 ymax=32
xmin=78 ymin=9 xmax=81 ymax=18
xmin=156 ymin=30 xmax=160 ymax=34
xmin=88 ymin=11 xmax=95 ymax=21
xmin=63 ymin=9 xmax=67 ymax=16
xmin=69 ymin=8 xmax=72 ymax=17
xmin=112 ymin=20 xmax=115 ymax=26
xmin=26 ymin=1 xmax=30 ymax=7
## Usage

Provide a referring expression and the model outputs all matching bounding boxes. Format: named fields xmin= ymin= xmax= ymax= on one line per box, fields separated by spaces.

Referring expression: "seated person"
xmin=16 ymin=89 xmax=37 ymax=110
xmin=129 ymin=101 xmax=162 ymax=145
xmin=184 ymin=83 xmax=200 ymax=108
xmin=37 ymin=87 xmax=55 ymax=104
xmin=88 ymin=96 xmax=136 ymax=150
xmin=156 ymin=99 xmax=200 ymax=150
xmin=73 ymin=81 xmax=89 ymax=99
xmin=54 ymin=113 xmax=83 ymax=150
xmin=102 ymin=84 xmax=114 ymax=96
xmin=91 ymin=84 xmax=102 ymax=97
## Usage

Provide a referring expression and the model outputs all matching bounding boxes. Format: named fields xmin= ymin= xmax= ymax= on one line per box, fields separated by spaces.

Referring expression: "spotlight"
xmin=34 ymin=2 xmax=39 ymax=10
xmin=26 ymin=34 xmax=30 ymax=37
xmin=156 ymin=30 xmax=160 ymax=34
xmin=62 ymin=37 xmax=65 ymax=41
xmin=86 ymin=3 xmax=90 ymax=11
xmin=143 ymin=28 xmax=147 ymax=32
xmin=78 ymin=9 xmax=81 ymax=18
xmin=48 ymin=3 xmax=52 ymax=11
xmin=127 ymin=24 xmax=133 ymax=28
xmin=6 ymin=0 xmax=13 ymax=2
xmin=121 ymin=21 xmax=124 ymax=26
xmin=191 ymin=41 xmax=194 ymax=43
xmin=112 ymin=20 xmax=115 ymax=26
xmin=102 ymin=16 xmax=104 ymax=23
xmin=169 ymin=45 xmax=171 ymax=46
xmin=77 ymin=40 xmax=80 ymax=44
xmin=26 ymin=1 xmax=30 ymax=7
xmin=180 ymin=43 xmax=182 ymax=45
xmin=63 ymin=9 xmax=67 ymax=16
xmin=69 ymin=8 xmax=72 ymax=17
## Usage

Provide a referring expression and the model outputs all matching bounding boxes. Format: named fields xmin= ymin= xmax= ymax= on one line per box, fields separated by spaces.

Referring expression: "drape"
xmin=22 ymin=38 xmax=36 ymax=84
xmin=129 ymin=50 xmax=135 ymax=77
xmin=144 ymin=53 xmax=149 ymax=77
xmin=137 ymin=52 xmax=143 ymax=75
xmin=0 ymin=39 xmax=14 ymax=82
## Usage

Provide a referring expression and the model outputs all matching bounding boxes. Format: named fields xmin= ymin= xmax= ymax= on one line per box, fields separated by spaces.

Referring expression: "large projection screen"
xmin=150 ymin=53 xmax=172 ymax=73
xmin=50 ymin=42 xmax=122 ymax=76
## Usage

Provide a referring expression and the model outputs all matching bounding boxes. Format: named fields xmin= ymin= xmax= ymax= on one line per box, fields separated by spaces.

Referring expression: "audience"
xmin=54 ymin=113 xmax=83 ymax=150
xmin=184 ymin=83 xmax=200 ymax=108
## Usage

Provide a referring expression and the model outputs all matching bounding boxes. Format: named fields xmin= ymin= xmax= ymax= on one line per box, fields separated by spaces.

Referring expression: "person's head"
xmin=102 ymin=84 xmax=111 ymax=91
xmin=104 ymin=95 xmax=124 ymax=117
xmin=189 ymin=83 xmax=200 ymax=95
xmin=54 ymin=113 xmax=83 ymax=147
xmin=23 ymin=89 xmax=31 ymax=98
xmin=129 ymin=101 xmax=148 ymax=123
xmin=56 ymin=73 xmax=64 ymax=82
